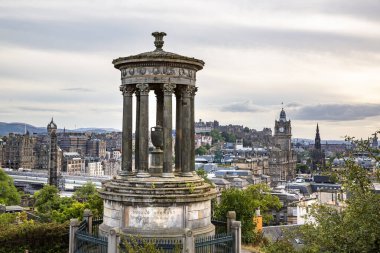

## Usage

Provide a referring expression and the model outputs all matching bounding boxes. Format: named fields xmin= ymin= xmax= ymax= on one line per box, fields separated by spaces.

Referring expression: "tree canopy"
xmin=34 ymin=182 xmax=103 ymax=222
xmin=0 ymin=168 xmax=20 ymax=205
xmin=265 ymin=133 xmax=380 ymax=252
xmin=214 ymin=184 xmax=281 ymax=243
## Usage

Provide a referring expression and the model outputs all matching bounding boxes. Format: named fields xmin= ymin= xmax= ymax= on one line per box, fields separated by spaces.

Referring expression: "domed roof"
xmin=279 ymin=108 xmax=286 ymax=121
xmin=112 ymin=32 xmax=204 ymax=70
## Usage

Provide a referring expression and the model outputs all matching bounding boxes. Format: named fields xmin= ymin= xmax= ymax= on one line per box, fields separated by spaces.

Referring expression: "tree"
xmin=296 ymin=163 xmax=310 ymax=174
xmin=210 ymin=129 xmax=224 ymax=144
xmin=34 ymin=183 xmax=103 ymax=222
xmin=0 ymin=168 xmax=20 ymax=205
xmin=214 ymin=184 xmax=281 ymax=243
xmin=73 ymin=182 xmax=103 ymax=216
xmin=195 ymin=146 xmax=207 ymax=156
xmin=269 ymin=132 xmax=380 ymax=252
xmin=221 ymin=131 xmax=236 ymax=143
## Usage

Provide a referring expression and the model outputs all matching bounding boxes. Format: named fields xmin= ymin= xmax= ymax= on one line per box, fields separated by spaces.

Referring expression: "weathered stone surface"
xmin=101 ymin=32 xmax=215 ymax=241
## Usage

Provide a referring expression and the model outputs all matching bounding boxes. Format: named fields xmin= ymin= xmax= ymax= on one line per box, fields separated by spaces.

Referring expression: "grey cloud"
xmin=17 ymin=106 xmax=65 ymax=112
xmin=1 ymin=12 xmax=380 ymax=56
xmin=62 ymin=88 xmax=94 ymax=92
xmin=220 ymin=101 xmax=267 ymax=113
xmin=285 ymin=102 xmax=302 ymax=108
xmin=321 ymin=0 xmax=380 ymax=22
xmin=293 ymin=103 xmax=380 ymax=121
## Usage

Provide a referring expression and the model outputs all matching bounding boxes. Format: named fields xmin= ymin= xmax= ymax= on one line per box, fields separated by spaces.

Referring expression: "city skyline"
xmin=1 ymin=0 xmax=380 ymax=139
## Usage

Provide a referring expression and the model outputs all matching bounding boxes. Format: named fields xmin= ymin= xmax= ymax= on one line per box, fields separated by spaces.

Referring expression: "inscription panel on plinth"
xmin=124 ymin=206 xmax=183 ymax=229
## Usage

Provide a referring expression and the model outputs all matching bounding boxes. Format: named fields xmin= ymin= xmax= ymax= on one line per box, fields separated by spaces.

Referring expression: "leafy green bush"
xmin=213 ymin=184 xmax=281 ymax=244
xmin=0 ymin=220 xmax=69 ymax=253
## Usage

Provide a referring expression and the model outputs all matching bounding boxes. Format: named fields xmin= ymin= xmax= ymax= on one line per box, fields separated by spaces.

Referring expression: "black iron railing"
xmin=195 ymin=232 xmax=234 ymax=253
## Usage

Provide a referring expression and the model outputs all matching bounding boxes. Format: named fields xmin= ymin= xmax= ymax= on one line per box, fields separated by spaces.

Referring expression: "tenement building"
xmin=99 ymin=32 xmax=217 ymax=240
xmin=269 ymin=108 xmax=297 ymax=184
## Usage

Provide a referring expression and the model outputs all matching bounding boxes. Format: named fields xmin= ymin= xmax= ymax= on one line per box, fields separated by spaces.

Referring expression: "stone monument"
xmin=47 ymin=118 xmax=59 ymax=188
xmin=99 ymin=32 xmax=217 ymax=240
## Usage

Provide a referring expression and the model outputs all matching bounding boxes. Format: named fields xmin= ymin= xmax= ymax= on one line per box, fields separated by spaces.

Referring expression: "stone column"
xmin=135 ymin=91 xmax=140 ymax=172
xmin=69 ymin=219 xmax=80 ymax=253
xmin=175 ymin=87 xmax=183 ymax=173
xmin=231 ymin=221 xmax=242 ymax=253
xmin=83 ymin=209 xmax=93 ymax=234
xmin=190 ymin=86 xmax=198 ymax=173
xmin=155 ymin=89 xmax=164 ymax=127
xmin=181 ymin=86 xmax=193 ymax=177
xmin=120 ymin=85 xmax=134 ymax=175
xmin=227 ymin=211 xmax=236 ymax=234
xmin=107 ymin=228 xmax=120 ymax=253
xmin=162 ymin=83 xmax=176 ymax=177
xmin=183 ymin=228 xmax=195 ymax=253
xmin=136 ymin=83 xmax=150 ymax=178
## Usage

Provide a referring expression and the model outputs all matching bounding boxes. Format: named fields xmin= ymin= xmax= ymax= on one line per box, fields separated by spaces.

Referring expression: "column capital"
xmin=120 ymin=85 xmax=135 ymax=96
xmin=163 ymin=83 xmax=176 ymax=95
xmin=182 ymin=85 xmax=197 ymax=97
xmin=136 ymin=83 xmax=150 ymax=95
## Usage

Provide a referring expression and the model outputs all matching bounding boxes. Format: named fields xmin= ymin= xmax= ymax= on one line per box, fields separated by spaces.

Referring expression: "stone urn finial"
xmin=152 ymin=31 xmax=167 ymax=51
xmin=151 ymin=126 xmax=163 ymax=149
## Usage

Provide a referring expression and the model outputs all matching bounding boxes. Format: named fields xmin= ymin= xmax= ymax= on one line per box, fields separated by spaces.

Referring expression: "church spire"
xmin=315 ymin=123 xmax=321 ymax=150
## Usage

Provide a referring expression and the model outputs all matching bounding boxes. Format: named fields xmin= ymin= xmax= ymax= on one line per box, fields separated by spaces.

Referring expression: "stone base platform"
xmin=98 ymin=175 xmax=217 ymax=239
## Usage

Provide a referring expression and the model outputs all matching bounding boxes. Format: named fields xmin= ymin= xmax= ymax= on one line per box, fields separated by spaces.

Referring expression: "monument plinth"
xmin=99 ymin=32 xmax=217 ymax=239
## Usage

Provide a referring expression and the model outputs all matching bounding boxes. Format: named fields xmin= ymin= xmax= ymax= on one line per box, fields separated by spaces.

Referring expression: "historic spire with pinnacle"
xmin=315 ymin=123 xmax=321 ymax=150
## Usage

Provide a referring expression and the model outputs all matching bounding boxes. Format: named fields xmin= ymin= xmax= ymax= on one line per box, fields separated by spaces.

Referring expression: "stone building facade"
xmin=269 ymin=108 xmax=297 ymax=184
xmin=2 ymin=132 xmax=37 ymax=170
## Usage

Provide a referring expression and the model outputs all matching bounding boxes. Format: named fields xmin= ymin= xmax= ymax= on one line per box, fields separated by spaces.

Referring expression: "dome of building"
xmin=279 ymin=108 xmax=286 ymax=122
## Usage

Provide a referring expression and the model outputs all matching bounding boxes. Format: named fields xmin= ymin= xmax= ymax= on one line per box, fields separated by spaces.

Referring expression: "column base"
xmin=136 ymin=172 xmax=151 ymax=178
xmin=181 ymin=172 xmax=193 ymax=177
xmin=161 ymin=172 xmax=175 ymax=178
xmin=118 ymin=171 xmax=135 ymax=177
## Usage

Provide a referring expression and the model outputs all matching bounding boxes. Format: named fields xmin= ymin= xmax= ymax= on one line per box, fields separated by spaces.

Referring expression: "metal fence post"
xmin=226 ymin=211 xmax=236 ymax=233
xmin=231 ymin=221 xmax=241 ymax=253
xmin=108 ymin=228 xmax=120 ymax=253
xmin=183 ymin=228 xmax=195 ymax=253
xmin=69 ymin=219 xmax=80 ymax=253
xmin=83 ymin=209 xmax=93 ymax=234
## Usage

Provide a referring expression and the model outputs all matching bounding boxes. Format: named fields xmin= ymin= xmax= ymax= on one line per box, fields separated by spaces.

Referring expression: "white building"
xmin=87 ymin=161 xmax=104 ymax=177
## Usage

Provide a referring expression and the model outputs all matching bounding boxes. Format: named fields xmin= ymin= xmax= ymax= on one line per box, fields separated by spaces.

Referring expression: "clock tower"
xmin=269 ymin=107 xmax=296 ymax=184
xmin=274 ymin=108 xmax=292 ymax=151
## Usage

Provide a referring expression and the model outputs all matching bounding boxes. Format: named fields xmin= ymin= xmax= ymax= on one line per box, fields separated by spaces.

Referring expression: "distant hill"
xmin=0 ymin=122 xmax=46 ymax=136
xmin=0 ymin=122 xmax=120 ymax=136
xmin=292 ymin=138 xmax=348 ymax=145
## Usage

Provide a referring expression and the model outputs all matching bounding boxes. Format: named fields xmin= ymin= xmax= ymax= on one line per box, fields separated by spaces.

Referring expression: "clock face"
xmin=279 ymin=127 xmax=284 ymax=133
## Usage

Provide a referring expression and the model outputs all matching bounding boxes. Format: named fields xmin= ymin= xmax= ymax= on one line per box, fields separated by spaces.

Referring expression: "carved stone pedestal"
xmin=99 ymin=175 xmax=217 ymax=239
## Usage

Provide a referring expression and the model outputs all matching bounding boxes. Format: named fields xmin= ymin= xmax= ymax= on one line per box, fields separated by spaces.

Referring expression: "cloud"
xmin=220 ymin=100 xmax=267 ymax=113
xmin=16 ymin=106 xmax=65 ymax=112
xmin=293 ymin=103 xmax=380 ymax=121
xmin=285 ymin=102 xmax=302 ymax=108
xmin=62 ymin=87 xmax=94 ymax=92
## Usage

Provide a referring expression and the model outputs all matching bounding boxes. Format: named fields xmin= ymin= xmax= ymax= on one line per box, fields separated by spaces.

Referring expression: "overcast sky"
xmin=1 ymin=0 xmax=379 ymax=139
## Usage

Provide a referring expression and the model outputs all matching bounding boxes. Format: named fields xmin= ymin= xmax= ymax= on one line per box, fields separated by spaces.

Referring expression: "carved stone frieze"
xmin=121 ymin=67 xmax=195 ymax=80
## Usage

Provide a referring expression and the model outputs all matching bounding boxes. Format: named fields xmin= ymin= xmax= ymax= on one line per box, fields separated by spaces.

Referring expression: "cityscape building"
xmin=269 ymin=108 xmax=297 ymax=184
